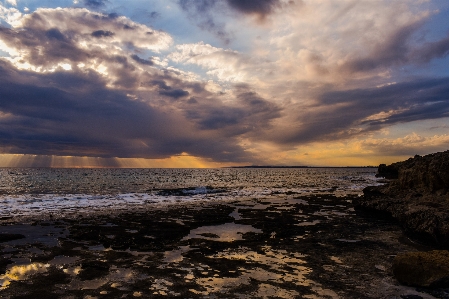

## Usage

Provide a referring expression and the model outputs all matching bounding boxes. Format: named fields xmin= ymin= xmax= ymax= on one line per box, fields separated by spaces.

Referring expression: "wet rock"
xmin=0 ymin=257 xmax=13 ymax=273
xmin=78 ymin=260 xmax=110 ymax=280
xmin=393 ymin=250 xmax=449 ymax=287
xmin=355 ymin=150 xmax=449 ymax=248
xmin=0 ymin=233 xmax=26 ymax=243
xmin=377 ymin=163 xmax=399 ymax=179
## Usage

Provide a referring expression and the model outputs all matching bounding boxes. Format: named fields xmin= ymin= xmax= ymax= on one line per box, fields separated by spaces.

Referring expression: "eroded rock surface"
xmin=393 ymin=250 xmax=449 ymax=287
xmin=355 ymin=150 xmax=449 ymax=248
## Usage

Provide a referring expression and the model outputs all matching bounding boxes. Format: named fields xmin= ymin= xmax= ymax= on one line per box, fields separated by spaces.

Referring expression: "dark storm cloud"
xmin=186 ymin=86 xmax=282 ymax=136
xmin=0 ymin=3 xmax=279 ymax=164
xmin=0 ymin=61 xmax=256 ymax=162
xmin=179 ymin=0 xmax=280 ymax=17
xmin=177 ymin=0 xmax=286 ymax=42
xmin=159 ymin=89 xmax=190 ymax=99
xmin=143 ymin=79 xmax=196 ymax=99
xmin=91 ymin=30 xmax=114 ymax=38
xmin=226 ymin=0 xmax=280 ymax=17
xmin=0 ymin=26 xmax=88 ymax=67
xmin=278 ymin=77 xmax=449 ymax=144
xmin=130 ymin=55 xmax=154 ymax=66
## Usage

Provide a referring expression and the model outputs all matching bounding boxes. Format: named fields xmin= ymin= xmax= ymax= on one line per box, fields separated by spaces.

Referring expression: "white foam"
xmin=0 ymin=169 xmax=380 ymax=219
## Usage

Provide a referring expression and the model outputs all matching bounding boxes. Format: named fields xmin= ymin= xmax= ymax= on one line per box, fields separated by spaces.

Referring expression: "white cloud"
xmin=362 ymin=108 xmax=409 ymax=122
xmin=6 ymin=0 xmax=17 ymax=6
xmin=0 ymin=4 xmax=22 ymax=26
xmin=0 ymin=7 xmax=175 ymax=85
xmin=168 ymin=42 xmax=277 ymax=85
xmin=169 ymin=42 xmax=246 ymax=82
xmin=360 ymin=133 xmax=449 ymax=155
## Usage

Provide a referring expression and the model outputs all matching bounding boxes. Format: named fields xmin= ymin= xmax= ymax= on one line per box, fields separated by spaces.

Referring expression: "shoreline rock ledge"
xmin=354 ymin=150 xmax=449 ymax=248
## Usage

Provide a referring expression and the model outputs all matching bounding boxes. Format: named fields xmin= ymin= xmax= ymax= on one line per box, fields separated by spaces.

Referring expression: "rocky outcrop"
xmin=393 ymin=250 xmax=449 ymax=287
xmin=354 ymin=150 xmax=449 ymax=248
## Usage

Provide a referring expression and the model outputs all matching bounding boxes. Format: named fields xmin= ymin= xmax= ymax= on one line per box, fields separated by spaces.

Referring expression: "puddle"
xmin=296 ymin=220 xmax=320 ymax=226
xmin=330 ymin=256 xmax=343 ymax=264
xmin=181 ymin=245 xmax=342 ymax=297
xmin=0 ymin=224 xmax=66 ymax=247
xmin=183 ymin=223 xmax=262 ymax=242
xmin=229 ymin=208 xmax=242 ymax=220
xmin=49 ymin=255 xmax=79 ymax=266
xmin=336 ymin=239 xmax=361 ymax=243
xmin=252 ymin=283 xmax=300 ymax=298
xmin=163 ymin=246 xmax=191 ymax=264
xmin=0 ymin=262 xmax=49 ymax=289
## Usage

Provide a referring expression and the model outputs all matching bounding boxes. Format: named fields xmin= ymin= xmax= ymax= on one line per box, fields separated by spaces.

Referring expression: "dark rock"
xmin=0 ymin=233 xmax=25 ymax=243
xmin=377 ymin=163 xmax=399 ymax=179
xmin=354 ymin=150 xmax=449 ymax=248
xmin=393 ymin=250 xmax=449 ymax=287
xmin=78 ymin=260 xmax=110 ymax=280
xmin=378 ymin=152 xmax=449 ymax=195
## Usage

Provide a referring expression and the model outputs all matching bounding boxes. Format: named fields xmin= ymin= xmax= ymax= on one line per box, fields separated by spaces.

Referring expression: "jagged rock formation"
xmin=354 ymin=150 xmax=449 ymax=248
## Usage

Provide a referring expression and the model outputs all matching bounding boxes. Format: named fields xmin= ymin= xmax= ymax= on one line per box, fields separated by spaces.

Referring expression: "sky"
xmin=0 ymin=0 xmax=448 ymax=168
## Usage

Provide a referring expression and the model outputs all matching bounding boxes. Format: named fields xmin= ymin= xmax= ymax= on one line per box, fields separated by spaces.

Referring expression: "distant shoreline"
xmin=227 ymin=165 xmax=377 ymax=169
xmin=0 ymin=166 xmax=378 ymax=169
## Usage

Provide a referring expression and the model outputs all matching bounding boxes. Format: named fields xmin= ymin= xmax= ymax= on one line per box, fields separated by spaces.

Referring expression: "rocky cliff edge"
xmin=354 ymin=150 xmax=449 ymax=248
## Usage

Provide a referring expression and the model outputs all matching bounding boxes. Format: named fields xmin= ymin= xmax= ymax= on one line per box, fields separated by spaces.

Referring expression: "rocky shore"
xmin=355 ymin=150 xmax=449 ymax=248
xmin=355 ymin=150 xmax=449 ymax=291
xmin=1 ymin=193 xmax=438 ymax=298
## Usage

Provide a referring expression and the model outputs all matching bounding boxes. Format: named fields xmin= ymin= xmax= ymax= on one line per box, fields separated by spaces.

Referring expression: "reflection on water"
xmin=254 ymin=283 xmax=300 ymax=299
xmin=0 ymin=263 xmax=48 ymax=289
xmin=163 ymin=246 xmax=190 ymax=264
xmin=183 ymin=223 xmax=262 ymax=242
xmin=150 ymin=279 xmax=179 ymax=296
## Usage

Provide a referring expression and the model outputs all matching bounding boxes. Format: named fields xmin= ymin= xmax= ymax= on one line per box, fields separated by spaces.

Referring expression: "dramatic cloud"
xmin=0 ymin=60 xmax=260 ymax=162
xmin=412 ymin=35 xmax=449 ymax=64
xmin=0 ymin=7 xmax=283 ymax=163
xmin=0 ymin=1 xmax=448 ymax=167
xmin=226 ymin=0 xmax=280 ymax=17
xmin=176 ymin=0 xmax=287 ymax=43
xmin=273 ymin=77 xmax=449 ymax=145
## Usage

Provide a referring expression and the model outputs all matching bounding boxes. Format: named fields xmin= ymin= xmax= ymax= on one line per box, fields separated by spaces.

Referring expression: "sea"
xmin=0 ymin=167 xmax=380 ymax=219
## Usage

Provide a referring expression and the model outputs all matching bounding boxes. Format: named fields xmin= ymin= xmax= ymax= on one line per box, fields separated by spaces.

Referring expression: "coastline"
xmin=1 ymin=161 xmax=448 ymax=298
xmin=354 ymin=150 xmax=449 ymax=249
xmin=0 ymin=192 xmax=440 ymax=298
xmin=354 ymin=150 xmax=449 ymax=294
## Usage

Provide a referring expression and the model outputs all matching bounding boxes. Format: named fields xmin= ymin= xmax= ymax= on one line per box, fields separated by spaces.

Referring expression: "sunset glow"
xmin=0 ymin=0 xmax=448 ymax=167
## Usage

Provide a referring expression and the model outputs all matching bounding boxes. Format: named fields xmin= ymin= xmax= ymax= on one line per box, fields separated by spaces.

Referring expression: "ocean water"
xmin=0 ymin=167 xmax=380 ymax=218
